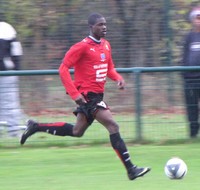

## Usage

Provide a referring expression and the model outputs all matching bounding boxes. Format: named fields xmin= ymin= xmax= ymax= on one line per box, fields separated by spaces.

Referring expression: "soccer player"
xmin=20 ymin=13 xmax=151 ymax=180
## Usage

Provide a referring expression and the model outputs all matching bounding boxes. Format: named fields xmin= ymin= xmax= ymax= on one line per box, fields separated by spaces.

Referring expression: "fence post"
xmin=134 ymin=70 xmax=142 ymax=141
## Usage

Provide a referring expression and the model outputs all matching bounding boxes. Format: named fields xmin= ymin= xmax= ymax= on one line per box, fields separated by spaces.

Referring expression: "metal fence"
xmin=1 ymin=66 xmax=200 ymax=145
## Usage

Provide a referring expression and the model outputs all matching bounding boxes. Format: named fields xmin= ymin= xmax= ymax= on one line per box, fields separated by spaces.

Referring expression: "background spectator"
xmin=0 ymin=21 xmax=26 ymax=137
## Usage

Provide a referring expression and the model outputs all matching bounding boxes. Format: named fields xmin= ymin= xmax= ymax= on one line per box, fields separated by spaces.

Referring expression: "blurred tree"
xmin=0 ymin=0 xmax=200 ymax=69
xmin=112 ymin=0 xmax=165 ymax=67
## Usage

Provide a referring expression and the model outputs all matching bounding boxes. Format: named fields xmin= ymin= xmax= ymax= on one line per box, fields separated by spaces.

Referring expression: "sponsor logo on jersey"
xmin=94 ymin=64 xmax=108 ymax=82
xmin=90 ymin=48 xmax=95 ymax=52
xmin=93 ymin=64 xmax=108 ymax=69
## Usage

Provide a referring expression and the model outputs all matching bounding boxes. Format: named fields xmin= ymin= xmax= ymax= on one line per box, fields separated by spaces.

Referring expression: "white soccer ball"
xmin=164 ymin=157 xmax=187 ymax=179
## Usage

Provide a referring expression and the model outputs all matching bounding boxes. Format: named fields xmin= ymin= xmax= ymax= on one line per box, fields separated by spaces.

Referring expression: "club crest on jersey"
xmin=100 ymin=53 xmax=106 ymax=61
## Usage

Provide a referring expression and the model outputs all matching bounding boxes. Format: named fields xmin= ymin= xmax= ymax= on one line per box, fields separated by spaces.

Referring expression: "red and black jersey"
xmin=59 ymin=37 xmax=123 ymax=100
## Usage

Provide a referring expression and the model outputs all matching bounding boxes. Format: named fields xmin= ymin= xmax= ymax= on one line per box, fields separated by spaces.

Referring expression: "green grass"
xmin=0 ymin=113 xmax=189 ymax=146
xmin=0 ymin=143 xmax=200 ymax=190
xmin=0 ymin=112 xmax=197 ymax=189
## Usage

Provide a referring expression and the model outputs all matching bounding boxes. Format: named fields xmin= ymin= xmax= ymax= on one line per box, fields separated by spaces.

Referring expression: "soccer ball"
xmin=164 ymin=157 xmax=187 ymax=179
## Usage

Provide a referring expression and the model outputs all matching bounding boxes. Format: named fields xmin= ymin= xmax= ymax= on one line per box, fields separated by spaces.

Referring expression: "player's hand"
xmin=75 ymin=94 xmax=87 ymax=105
xmin=117 ymin=80 xmax=125 ymax=90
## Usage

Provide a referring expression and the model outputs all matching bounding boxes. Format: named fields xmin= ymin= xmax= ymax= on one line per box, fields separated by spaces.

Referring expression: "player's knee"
xmin=107 ymin=121 xmax=119 ymax=134
xmin=73 ymin=131 xmax=83 ymax=137
xmin=75 ymin=132 xmax=84 ymax=137
xmin=72 ymin=128 xmax=85 ymax=137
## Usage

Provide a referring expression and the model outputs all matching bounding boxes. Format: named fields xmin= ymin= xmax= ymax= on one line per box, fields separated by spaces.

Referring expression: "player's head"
xmin=189 ymin=7 xmax=200 ymax=31
xmin=88 ymin=13 xmax=107 ymax=40
xmin=88 ymin=13 xmax=104 ymax=26
xmin=189 ymin=6 xmax=200 ymax=21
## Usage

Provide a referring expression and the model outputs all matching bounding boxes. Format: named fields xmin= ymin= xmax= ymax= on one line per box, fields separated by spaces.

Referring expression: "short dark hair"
xmin=88 ymin=13 xmax=104 ymax=26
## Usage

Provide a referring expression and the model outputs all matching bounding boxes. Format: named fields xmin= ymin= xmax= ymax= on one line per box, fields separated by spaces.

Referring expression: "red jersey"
xmin=59 ymin=37 xmax=123 ymax=100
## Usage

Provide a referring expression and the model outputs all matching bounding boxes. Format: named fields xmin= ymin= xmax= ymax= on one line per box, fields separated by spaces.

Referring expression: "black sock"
xmin=110 ymin=133 xmax=134 ymax=170
xmin=37 ymin=122 xmax=74 ymax=136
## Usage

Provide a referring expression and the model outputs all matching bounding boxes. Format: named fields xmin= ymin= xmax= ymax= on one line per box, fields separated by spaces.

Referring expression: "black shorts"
xmin=73 ymin=92 xmax=108 ymax=125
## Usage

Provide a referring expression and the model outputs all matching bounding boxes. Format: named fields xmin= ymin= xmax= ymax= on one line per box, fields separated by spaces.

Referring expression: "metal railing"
xmin=1 ymin=66 xmax=200 ymax=76
xmin=1 ymin=66 xmax=200 ymax=141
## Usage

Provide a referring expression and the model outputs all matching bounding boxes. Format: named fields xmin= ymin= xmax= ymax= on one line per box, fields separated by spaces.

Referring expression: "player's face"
xmin=192 ymin=15 xmax=200 ymax=31
xmin=91 ymin=17 xmax=107 ymax=40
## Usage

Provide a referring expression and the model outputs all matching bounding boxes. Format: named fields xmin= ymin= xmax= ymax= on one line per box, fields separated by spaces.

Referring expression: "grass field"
xmin=0 ymin=142 xmax=200 ymax=190
xmin=0 ymin=112 xmax=198 ymax=190
xmin=0 ymin=113 xmax=189 ymax=146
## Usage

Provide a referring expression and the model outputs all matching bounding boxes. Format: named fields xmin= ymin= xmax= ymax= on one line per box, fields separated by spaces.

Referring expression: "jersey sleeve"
xmin=106 ymin=43 xmax=123 ymax=81
xmin=59 ymin=43 xmax=84 ymax=100
xmin=107 ymin=60 xmax=123 ymax=81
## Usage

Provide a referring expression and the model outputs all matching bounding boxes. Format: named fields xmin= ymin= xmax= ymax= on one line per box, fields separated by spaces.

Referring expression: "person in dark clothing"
xmin=182 ymin=7 xmax=200 ymax=138
xmin=20 ymin=13 xmax=151 ymax=180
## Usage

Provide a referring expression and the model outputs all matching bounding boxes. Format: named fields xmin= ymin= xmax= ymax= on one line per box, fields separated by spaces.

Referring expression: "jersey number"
xmin=96 ymin=69 xmax=108 ymax=82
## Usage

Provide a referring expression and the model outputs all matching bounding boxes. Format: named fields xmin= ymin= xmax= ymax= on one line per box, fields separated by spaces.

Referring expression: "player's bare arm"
xmin=75 ymin=94 xmax=87 ymax=105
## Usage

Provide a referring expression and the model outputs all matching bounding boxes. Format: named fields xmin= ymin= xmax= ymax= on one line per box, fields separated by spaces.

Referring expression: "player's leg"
xmin=20 ymin=113 xmax=89 ymax=145
xmin=95 ymin=109 xmax=150 ymax=180
xmin=34 ymin=113 xmax=89 ymax=137
xmin=0 ymin=76 xmax=23 ymax=137
xmin=72 ymin=113 xmax=90 ymax=137
xmin=96 ymin=109 xmax=134 ymax=168
xmin=184 ymin=82 xmax=199 ymax=137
